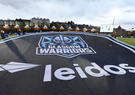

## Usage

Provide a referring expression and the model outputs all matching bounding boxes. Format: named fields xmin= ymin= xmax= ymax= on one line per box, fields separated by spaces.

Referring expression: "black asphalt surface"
xmin=0 ymin=31 xmax=135 ymax=95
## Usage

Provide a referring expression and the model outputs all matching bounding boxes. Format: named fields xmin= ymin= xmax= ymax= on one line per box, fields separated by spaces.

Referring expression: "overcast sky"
xmin=0 ymin=0 xmax=135 ymax=28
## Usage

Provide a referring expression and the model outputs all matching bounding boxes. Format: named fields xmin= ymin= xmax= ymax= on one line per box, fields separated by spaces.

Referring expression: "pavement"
xmin=0 ymin=31 xmax=135 ymax=95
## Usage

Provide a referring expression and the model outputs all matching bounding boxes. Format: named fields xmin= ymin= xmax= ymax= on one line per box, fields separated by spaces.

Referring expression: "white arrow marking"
xmin=0 ymin=62 xmax=40 ymax=73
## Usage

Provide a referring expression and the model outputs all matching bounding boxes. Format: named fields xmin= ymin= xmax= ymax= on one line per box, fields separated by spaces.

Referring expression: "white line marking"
xmin=104 ymin=37 xmax=135 ymax=54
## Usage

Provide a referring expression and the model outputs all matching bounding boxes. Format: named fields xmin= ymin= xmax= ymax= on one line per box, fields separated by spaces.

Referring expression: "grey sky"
xmin=0 ymin=0 xmax=135 ymax=27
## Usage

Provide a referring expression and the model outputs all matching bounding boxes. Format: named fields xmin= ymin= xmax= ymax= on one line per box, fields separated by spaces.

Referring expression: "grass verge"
xmin=117 ymin=37 xmax=135 ymax=47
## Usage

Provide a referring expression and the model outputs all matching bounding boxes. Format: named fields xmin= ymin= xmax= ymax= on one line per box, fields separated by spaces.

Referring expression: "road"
xmin=0 ymin=31 xmax=135 ymax=95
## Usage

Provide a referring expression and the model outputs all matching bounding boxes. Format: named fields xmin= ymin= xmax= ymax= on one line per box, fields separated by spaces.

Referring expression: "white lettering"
xmin=104 ymin=65 xmax=126 ymax=75
xmin=119 ymin=64 xmax=135 ymax=73
xmin=54 ymin=68 xmax=76 ymax=80
xmin=40 ymin=48 xmax=49 ymax=54
xmin=63 ymin=49 xmax=70 ymax=53
xmin=85 ymin=62 xmax=110 ymax=77
xmin=43 ymin=63 xmax=135 ymax=83
xmin=56 ymin=49 xmax=63 ymax=53
xmin=73 ymin=64 xmax=87 ymax=78
xmin=78 ymin=48 xmax=86 ymax=53
xmin=72 ymin=49 xmax=79 ymax=53
xmin=49 ymin=49 xmax=56 ymax=53
xmin=43 ymin=65 xmax=52 ymax=82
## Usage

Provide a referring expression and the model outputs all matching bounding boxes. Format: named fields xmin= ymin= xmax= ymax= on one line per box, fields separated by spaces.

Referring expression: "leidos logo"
xmin=1 ymin=62 xmax=135 ymax=83
xmin=43 ymin=63 xmax=135 ymax=82
xmin=36 ymin=35 xmax=96 ymax=58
